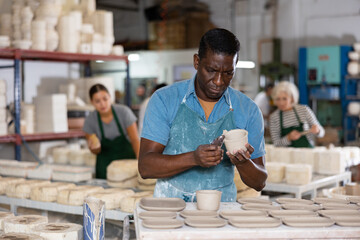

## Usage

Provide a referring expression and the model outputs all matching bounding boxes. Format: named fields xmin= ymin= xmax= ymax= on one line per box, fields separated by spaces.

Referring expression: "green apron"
xmin=96 ymin=105 xmax=136 ymax=179
xmin=280 ymin=107 xmax=313 ymax=148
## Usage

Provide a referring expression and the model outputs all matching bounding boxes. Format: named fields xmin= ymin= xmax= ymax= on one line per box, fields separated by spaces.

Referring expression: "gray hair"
xmin=271 ymin=81 xmax=299 ymax=105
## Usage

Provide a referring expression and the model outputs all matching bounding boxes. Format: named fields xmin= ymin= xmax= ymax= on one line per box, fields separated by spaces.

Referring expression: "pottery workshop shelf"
xmin=0 ymin=195 xmax=130 ymax=221
xmin=0 ymin=48 xmax=130 ymax=161
xmin=135 ymin=202 xmax=360 ymax=240
xmin=263 ymin=172 xmax=352 ymax=199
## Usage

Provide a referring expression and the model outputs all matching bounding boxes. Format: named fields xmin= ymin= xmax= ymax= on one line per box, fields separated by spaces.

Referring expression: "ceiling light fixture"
xmin=236 ymin=61 xmax=255 ymax=69
xmin=128 ymin=53 xmax=140 ymax=61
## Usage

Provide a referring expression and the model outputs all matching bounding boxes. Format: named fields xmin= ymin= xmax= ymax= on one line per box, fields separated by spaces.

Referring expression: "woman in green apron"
xmin=83 ymin=84 xmax=139 ymax=179
xmin=269 ymin=81 xmax=325 ymax=148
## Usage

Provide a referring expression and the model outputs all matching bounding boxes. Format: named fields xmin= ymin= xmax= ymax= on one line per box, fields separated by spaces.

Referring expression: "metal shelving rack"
xmin=343 ymin=75 xmax=360 ymax=145
xmin=0 ymin=48 xmax=131 ymax=160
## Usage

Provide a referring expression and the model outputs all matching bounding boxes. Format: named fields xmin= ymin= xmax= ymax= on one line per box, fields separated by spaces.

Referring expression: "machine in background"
xmin=298 ymin=45 xmax=359 ymax=145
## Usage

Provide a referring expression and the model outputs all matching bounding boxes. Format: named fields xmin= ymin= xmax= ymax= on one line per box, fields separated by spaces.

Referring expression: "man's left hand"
xmin=226 ymin=143 xmax=254 ymax=165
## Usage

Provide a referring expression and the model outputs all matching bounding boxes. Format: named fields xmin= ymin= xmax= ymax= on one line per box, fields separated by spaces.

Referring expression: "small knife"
xmin=211 ymin=135 xmax=225 ymax=147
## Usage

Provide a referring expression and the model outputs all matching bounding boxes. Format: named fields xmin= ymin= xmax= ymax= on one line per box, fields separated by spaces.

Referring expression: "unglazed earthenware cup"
xmin=196 ymin=190 xmax=222 ymax=211
xmin=223 ymin=129 xmax=248 ymax=153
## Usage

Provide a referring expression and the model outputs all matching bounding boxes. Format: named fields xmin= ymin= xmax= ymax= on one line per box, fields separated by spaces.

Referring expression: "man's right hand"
xmin=193 ymin=144 xmax=223 ymax=168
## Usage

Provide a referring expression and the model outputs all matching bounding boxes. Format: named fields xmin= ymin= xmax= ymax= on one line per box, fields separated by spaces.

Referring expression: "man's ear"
xmin=193 ymin=54 xmax=199 ymax=70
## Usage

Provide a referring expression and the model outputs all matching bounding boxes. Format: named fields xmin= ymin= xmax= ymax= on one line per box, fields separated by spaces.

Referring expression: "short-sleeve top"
xmin=83 ymin=104 xmax=137 ymax=141
xmin=141 ymin=76 xmax=265 ymax=159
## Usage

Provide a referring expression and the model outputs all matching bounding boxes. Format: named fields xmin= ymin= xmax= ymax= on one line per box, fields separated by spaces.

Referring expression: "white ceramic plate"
xmin=142 ymin=219 xmax=184 ymax=229
xmin=269 ymin=210 xmax=318 ymax=218
xmin=281 ymin=203 xmax=321 ymax=211
xmin=185 ymin=218 xmax=227 ymax=228
xmin=282 ymin=216 xmax=334 ymax=228
xmin=317 ymin=209 xmax=360 ymax=218
xmin=237 ymin=198 xmax=272 ymax=205
xmin=331 ymin=216 xmax=360 ymax=227
xmin=220 ymin=210 xmax=268 ymax=219
xmin=139 ymin=197 xmax=186 ymax=211
xmin=276 ymin=198 xmax=313 ymax=205
xmin=228 ymin=216 xmax=281 ymax=228
xmin=242 ymin=203 xmax=281 ymax=211
xmin=313 ymin=197 xmax=349 ymax=204
xmin=180 ymin=210 xmax=218 ymax=218
xmin=321 ymin=203 xmax=359 ymax=210
xmin=138 ymin=211 xmax=177 ymax=220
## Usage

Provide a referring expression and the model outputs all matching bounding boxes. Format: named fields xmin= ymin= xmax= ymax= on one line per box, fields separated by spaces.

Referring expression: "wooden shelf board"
xmin=0 ymin=130 xmax=85 ymax=143
xmin=0 ymin=48 xmax=128 ymax=63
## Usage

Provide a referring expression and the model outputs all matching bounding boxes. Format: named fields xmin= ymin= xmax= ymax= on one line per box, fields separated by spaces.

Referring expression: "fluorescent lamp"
xmin=236 ymin=61 xmax=255 ymax=69
xmin=128 ymin=53 xmax=140 ymax=61
xmin=95 ymin=60 xmax=104 ymax=63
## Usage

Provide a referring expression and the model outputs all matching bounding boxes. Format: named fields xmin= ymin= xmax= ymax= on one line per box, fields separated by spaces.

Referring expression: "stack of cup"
xmin=223 ymin=129 xmax=248 ymax=154
xmin=0 ymin=14 xmax=12 ymax=39
xmin=31 ymin=20 xmax=46 ymax=50
xmin=20 ymin=6 xmax=33 ymax=41
xmin=79 ymin=23 xmax=94 ymax=54
xmin=92 ymin=10 xmax=114 ymax=55
xmin=58 ymin=14 xmax=78 ymax=53
xmin=12 ymin=4 xmax=23 ymax=41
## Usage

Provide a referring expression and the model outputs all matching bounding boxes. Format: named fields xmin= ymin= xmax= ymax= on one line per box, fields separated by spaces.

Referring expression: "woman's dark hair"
xmin=89 ymin=84 xmax=109 ymax=100
xmin=198 ymin=28 xmax=240 ymax=60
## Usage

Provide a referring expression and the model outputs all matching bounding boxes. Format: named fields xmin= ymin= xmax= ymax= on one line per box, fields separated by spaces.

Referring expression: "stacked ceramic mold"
xmin=0 ymin=213 xmax=83 ymax=239
xmin=52 ymin=145 xmax=96 ymax=167
xmin=265 ymin=145 xmax=360 ymax=185
xmin=33 ymin=94 xmax=68 ymax=133
xmin=11 ymin=1 xmax=34 ymax=50
xmin=0 ymin=79 xmax=7 ymax=135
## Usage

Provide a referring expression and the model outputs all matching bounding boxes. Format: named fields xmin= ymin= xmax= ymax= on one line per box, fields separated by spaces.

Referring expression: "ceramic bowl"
xmin=348 ymin=102 xmax=360 ymax=116
xmin=196 ymin=190 xmax=222 ymax=211
xmin=347 ymin=62 xmax=360 ymax=76
xmin=353 ymin=42 xmax=360 ymax=52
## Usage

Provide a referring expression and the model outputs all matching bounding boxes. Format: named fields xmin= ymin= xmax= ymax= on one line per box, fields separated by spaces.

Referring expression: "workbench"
xmin=135 ymin=202 xmax=360 ymax=240
xmin=0 ymin=195 xmax=130 ymax=221
xmin=263 ymin=171 xmax=352 ymax=198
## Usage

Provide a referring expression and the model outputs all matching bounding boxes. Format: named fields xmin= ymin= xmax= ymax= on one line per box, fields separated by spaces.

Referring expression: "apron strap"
xmin=111 ymin=105 xmax=126 ymax=137
xmin=292 ymin=107 xmax=302 ymax=125
xmin=97 ymin=111 xmax=105 ymax=139
xmin=97 ymin=105 xmax=125 ymax=139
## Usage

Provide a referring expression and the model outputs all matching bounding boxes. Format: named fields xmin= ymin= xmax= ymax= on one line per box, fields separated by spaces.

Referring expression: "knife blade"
xmin=211 ymin=135 xmax=225 ymax=147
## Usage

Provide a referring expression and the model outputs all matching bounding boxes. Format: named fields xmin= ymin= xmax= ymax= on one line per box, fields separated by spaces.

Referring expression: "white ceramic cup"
xmin=196 ymin=190 xmax=222 ymax=211
xmin=223 ymin=129 xmax=248 ymax=153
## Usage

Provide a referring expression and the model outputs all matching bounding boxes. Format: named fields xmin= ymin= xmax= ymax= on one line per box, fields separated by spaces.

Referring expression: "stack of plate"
xmin=139 ymin=197 xmax=185 ymax=229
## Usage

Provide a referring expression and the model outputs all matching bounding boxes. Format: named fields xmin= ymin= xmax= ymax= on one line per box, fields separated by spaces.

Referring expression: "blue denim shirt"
xmin=141 ymin=76 xmax=265 ymax=159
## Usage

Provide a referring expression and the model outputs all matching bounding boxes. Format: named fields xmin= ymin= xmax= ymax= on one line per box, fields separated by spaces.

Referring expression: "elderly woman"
xmin=269 ymin=81 xmax=325 ymax=148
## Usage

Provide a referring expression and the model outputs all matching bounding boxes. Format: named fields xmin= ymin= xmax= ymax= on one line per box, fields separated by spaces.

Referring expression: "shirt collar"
xmin=185 ymin=74 xmax=232 ymax=106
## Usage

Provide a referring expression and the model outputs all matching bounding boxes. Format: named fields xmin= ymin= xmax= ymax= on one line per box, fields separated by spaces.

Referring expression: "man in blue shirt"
xmin=139 ymin=28 xmax=267 ymax=202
